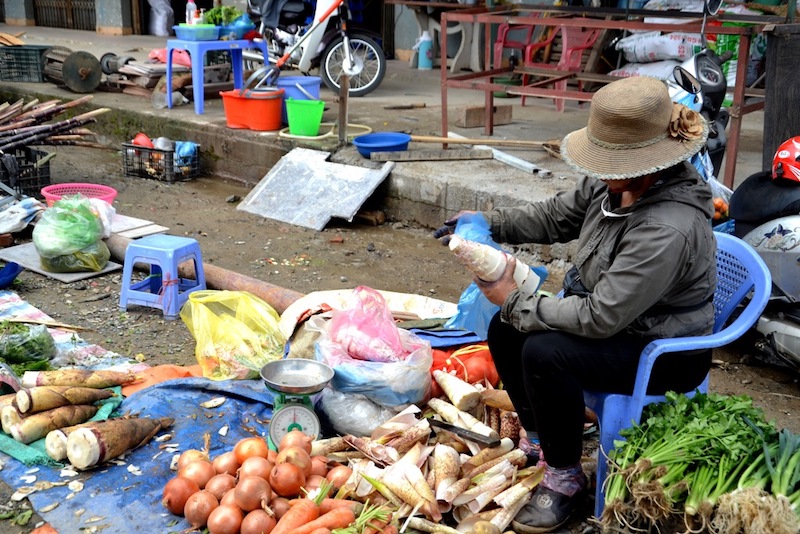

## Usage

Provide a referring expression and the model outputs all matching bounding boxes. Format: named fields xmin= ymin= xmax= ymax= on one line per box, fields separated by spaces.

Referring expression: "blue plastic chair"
xmin=583 ymin=232 xmax=772 ymax=518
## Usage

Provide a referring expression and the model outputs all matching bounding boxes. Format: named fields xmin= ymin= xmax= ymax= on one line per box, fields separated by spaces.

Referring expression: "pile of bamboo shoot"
xmin=0 ymin=95 xmax=109 ymax=152
xmin=301 ymin=371 xmax=549 ymax=533
xmin=0 ymin=369 xmax=173 ymax=469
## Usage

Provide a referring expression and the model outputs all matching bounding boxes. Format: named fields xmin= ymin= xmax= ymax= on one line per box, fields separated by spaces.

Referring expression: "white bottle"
xmin=449 ymin=235 xmax=540 ymax=293
xmin=186 ymin=0 xmax=197 ymax=25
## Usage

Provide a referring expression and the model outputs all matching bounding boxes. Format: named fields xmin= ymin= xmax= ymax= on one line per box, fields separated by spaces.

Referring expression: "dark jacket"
xmin=485 ymin=161 xmax=717 ymax=339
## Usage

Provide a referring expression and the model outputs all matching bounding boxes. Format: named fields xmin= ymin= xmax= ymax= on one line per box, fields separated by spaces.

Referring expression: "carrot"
xmin=307 ymin=529 xmax=331 ymax=534
xmin=285 ymin=506 xmax=356 ymax=534
xmin=10 ymin=404 xmax=98 ymax=444
xmin=65 ymin=416 xmax=174 ymax=469
xmin=21 ymin=369 xmax=139 ymax=389
xmin=362 ymin=512 xmax=393 ymax=534
xmin=16 ymin=386 xmax=115 ymax=414
xmin=318 ymin=498 xmax=363 ymax=515
xmin=272 ymin=499 xmax=320 ymax=534
xmin=379 ymin=526 xmax=398 ymax=534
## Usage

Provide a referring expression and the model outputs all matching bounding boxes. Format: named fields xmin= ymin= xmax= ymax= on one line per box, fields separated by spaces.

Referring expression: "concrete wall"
xmin=5 ymin=0 xmax=35 ymax=26
xmin=97 ymin=1 xmax=133 ymax=35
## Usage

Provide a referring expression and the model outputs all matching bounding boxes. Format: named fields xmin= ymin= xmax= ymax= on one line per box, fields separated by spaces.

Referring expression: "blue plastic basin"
xmin=352 ymin=132 xmax=411 ymax=158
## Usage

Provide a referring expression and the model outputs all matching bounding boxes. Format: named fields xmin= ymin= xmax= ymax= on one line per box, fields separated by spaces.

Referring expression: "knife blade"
xmin=428 ymin=418 xmax=501 ymax=447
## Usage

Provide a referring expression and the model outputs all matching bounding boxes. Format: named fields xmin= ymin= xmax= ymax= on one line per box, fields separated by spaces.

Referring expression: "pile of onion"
xmin=162 ymin=433 xmax=343 ymax=533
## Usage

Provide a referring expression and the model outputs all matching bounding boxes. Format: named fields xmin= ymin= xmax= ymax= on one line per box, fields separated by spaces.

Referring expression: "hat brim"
xmin=560 ymin=120 xmax=709 ymax=180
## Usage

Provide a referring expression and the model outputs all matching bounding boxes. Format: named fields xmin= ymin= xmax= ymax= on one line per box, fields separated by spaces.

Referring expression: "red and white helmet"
xmin=772 ymin=136 xmax=800 ymax=182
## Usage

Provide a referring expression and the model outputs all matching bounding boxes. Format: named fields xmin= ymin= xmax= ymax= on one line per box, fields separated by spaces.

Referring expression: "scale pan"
xmin=260 ymin=359 xmax=334 ymax=395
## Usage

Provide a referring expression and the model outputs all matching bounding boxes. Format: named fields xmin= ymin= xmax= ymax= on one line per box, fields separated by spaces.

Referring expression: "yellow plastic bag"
xmin=180 ymin=290 xmax=286 ymax=380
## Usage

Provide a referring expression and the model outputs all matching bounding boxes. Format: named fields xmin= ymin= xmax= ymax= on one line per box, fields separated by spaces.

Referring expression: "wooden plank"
xmin=454 ymin=104 xmax=513 ymax=128
xmin=0 ymin=33 xmax=26 ymax=46
xmin=370 ymin=149 xmax=494 ymax=161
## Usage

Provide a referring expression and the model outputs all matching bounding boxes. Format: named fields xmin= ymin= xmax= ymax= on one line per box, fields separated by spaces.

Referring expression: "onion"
xmin=220 ymin=489 xmax=238 ymax=506
xmin=176 ymin=449 xmax=210 ymax=472
xmin=179 ymin=460 xmax=217 ymax=489
xmin=268 ymin=496 xmax=291 ymax=519
xmin=207 ymin=503 xmax=244 ymax=534
xmin=212 ymin=451 xmax=240 ymax=476
xmin=276 ymin=446 xmax=312 ymax=478
xmin=238 ymin=456 xmax=274 ymax=481
xmin=205 ymin=473 xmax=237 ymax=501
xmin=325 ymin=465 xmax=353 ymax=490
xmin=235 ymin=475 xmax=273 ymax=512
xmin=184 ymin=490 xmax=219 ymax=528
xmin=241 ymin=509 xmax=277 ymax=534
xmin=162 ymin=476 xmax=200 ymax=516
xmin=234 ymin=437 xmax=269 ymax=464
xmin=278 ymin=429 xmax=313 ymax=454
xmin=310 ymin=455 xmax=330 ymax=477
xmin=269 ymin=462 xmax=305 ymax=497
xmin=267 ymin=449 xmax=278 ymax=463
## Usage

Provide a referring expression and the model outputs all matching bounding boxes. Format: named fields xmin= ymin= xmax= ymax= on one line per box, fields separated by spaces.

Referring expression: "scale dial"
xmin=269 ymin=404 xmax=321 ymax=446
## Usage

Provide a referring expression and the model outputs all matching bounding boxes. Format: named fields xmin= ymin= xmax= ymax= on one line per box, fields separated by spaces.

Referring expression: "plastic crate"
xmin=0 ymin=45 xmax=49 ymax=82
xmin=121 ymin=143 xmax=200 ymax=182
xmin=0 ymin=147 xmax=51 ymax=198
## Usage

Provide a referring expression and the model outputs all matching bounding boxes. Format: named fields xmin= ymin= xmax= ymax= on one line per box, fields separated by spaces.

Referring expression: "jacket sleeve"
xmin=501 ymin=222 xmax=692 ymax=338
xmin=486 ymin=176 xmax=599 ymax=245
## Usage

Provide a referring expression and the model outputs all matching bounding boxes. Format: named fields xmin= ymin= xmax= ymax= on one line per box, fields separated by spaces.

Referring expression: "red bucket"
xmin=219 ymin=88 xmax=284 ymax=131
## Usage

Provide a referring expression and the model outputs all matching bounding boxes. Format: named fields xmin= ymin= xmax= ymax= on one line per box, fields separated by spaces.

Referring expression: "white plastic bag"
xmin=609 ymin=60 xmax=681 ymax=80
xmin=616 ymin=31 xmax=703 ymax=63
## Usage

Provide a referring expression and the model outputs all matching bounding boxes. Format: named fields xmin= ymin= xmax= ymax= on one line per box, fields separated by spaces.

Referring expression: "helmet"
xmin=772 ymin=137 xmax=800 ymax=182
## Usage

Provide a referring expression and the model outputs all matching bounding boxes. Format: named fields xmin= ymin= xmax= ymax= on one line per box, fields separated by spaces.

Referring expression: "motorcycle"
xmin=244 ymin=0 xmax=386 ymax=97
xmin=728 ymin=138 xmax=800 ymax=372
xmin=666 ymin=0 xmax=731 ymax=182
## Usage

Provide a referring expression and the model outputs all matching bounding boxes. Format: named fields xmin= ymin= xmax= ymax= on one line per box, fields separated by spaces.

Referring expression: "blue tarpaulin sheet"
xmin=0 ymin=377 xmax=276 ymax=533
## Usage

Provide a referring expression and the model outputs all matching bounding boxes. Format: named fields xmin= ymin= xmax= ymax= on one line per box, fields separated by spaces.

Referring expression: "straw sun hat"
xmin=561 ymin=76 xmax=709 ymax=180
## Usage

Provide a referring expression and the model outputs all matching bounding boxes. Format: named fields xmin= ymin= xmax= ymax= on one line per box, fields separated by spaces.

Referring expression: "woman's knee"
xmin=521 ymin=332 xmax=577 ymax=375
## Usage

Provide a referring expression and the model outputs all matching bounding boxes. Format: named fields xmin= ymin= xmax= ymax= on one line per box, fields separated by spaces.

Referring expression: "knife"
xmin=428 ymin=418 xmax=501 ymax=447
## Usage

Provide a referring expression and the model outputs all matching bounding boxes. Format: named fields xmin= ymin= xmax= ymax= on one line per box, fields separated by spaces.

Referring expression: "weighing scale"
xmin=260 ymin=359 xmax=334 ymax=450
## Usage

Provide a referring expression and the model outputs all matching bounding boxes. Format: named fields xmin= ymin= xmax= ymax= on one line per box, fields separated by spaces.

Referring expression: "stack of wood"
xmin=0 ymin=95 xmax=108 ymax=152
xmin=106 ymin=61 xmax=232 ymax=100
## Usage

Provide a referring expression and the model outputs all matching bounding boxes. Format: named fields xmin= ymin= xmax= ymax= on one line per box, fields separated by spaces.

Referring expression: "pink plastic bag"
xmin=148 ymin=48 xmax=192 ymax=68
xmin=327 ymin=286 xmax=406 ymax=363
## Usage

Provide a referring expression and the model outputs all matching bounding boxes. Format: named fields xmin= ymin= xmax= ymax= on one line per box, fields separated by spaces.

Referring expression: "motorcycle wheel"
xmin=320 ymin=34 xmax=385 ymax=97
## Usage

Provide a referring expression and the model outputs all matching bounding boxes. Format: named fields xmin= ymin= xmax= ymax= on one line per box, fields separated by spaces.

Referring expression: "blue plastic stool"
xmin=165 ymin=38 xmax=269 ymax=115
xmin=119 ymin=235 xmax=206 ymax=320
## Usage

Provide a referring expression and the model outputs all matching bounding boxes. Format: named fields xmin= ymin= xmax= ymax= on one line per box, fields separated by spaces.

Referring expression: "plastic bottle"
xmin=185 ymin=0 xmax=197 ymax=25
xmin=193 ymin=8 xmax=204 ymax=25
xmin=449 ymin=235 xmax=540 ymax=293
xmin=417 ymin=30 xmax=433 ymax=70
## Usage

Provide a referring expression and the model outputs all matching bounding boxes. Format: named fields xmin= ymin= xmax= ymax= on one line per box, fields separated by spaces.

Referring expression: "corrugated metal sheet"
xmin=34 ymin=0 xmax=96 ymax=31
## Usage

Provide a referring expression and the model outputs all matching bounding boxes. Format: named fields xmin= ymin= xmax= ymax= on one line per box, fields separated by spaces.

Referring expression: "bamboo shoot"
xmin=10 ymin=404 xmax=98 ymax=444
xmin=16 ymin=386 xmax=115 ymax=414
xmin=66 ymin=416 xmax=174 ymax=468
xmin=21 ymin=369 xmax=138 ymax=389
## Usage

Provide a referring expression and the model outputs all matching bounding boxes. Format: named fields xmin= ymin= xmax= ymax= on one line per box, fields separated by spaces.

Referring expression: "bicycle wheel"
xmin=319 ymin=33 xmax=386 ymax=97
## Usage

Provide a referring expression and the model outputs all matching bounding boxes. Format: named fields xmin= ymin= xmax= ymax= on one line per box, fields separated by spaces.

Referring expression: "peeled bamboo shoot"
xmin=66 ymin=416 xmax=174 ymax=469
xmin=432 ymin=370 xmax=481 ymax=412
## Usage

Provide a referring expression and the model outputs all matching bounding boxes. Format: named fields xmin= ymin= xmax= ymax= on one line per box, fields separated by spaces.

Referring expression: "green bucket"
xmin=286 ymin=98 xmax=325 ymax=136
xmin=493 ymin=76 xmax=522 ymax=98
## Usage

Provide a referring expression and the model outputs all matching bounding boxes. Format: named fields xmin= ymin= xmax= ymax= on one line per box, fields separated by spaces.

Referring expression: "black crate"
xmin=0 ymin=45 xmax=49 ymax=82
xmin=0 ymin=147 xmax=52 ymax=199
xmin=121 ymin=143 xmax=200 ymax=182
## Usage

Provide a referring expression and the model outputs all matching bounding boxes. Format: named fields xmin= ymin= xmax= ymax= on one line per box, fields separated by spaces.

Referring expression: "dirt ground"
xmin=1 ymin=146 xmax=799 ymax=533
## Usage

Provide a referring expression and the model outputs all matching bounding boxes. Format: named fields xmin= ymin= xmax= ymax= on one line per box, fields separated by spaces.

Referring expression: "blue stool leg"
xmin=191 ymin=44 xmax=205 ymax=114
xmin=231 ymin=49 xmax=244 ymax=90
xmin=166 ymin=47 xmax=174 ymax=109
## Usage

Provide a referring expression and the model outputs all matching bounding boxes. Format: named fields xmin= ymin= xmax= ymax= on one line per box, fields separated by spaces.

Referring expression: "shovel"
xmin=410 ymin=135 xmax=561 ymax=153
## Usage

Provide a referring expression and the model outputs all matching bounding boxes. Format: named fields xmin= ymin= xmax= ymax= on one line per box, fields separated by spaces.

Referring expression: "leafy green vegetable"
xmin=204 ymin=5 xmax=243 ymax=26
xmin=0 ymin=322 xmax=57 ymax=365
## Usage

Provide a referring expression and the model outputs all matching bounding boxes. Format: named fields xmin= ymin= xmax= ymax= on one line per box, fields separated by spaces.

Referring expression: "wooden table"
xmin=439 ymin=6 xmax=770 ymax=188
xmin=386 ymin=0 xmax=486 ymax=72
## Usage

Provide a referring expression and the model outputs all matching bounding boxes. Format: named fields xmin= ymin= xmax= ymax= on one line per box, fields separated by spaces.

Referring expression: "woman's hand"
xmin=475 ymin=256 xmax=518 ymax=306
xmin=433 ymin=210 xmax=478 ymax=245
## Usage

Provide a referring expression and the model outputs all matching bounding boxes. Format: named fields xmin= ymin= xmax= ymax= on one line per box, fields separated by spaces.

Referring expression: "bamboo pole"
xmin=410 ymin=135 xmax=559 ymax=149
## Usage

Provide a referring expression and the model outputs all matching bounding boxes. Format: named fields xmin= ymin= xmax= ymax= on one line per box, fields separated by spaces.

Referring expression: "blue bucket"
xmin=276 ymin=76 xmax=322 ymax=125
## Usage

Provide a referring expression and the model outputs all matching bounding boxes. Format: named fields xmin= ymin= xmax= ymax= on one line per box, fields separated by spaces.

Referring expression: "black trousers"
xmin=486 ymin=313 xmax=710 ymax=468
